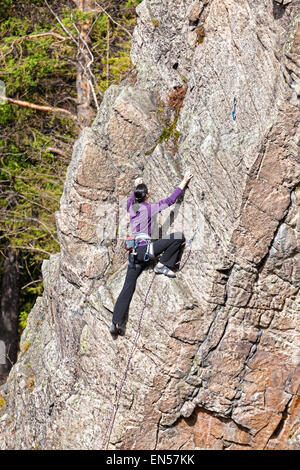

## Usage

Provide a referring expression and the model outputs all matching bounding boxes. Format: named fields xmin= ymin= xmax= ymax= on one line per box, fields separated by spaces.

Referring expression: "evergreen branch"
xmin=0 ymin=228 xmax=36 ymax=240
xmin=16 ymin=194 xmax=55 ymax=215
xmin=2 ymin=216 xmax=59 ymax=244
xmin=24 ymin=217 xmax=59 ymax=245
xmin=0 ymin=168 xmax=65 ymax=186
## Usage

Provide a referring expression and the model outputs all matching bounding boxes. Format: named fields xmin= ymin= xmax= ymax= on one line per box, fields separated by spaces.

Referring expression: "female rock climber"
xmin=109 ymin=171 xmax=193 ymax=335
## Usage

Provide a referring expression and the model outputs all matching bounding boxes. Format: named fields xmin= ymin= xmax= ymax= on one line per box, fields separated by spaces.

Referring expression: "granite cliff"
xmin=0 ymin=0 xmax=299 ymax=450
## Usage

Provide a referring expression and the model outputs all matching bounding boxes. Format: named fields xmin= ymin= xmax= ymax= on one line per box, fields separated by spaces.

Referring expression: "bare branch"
xmin=44 ymin=0 xmax=100 ymax=113
xmin=44 ymin=0 xmax=79 ymax=46
xmin=21 ymin=279 xmax=43 ymax=290
xmin=14 ymin=31 xmax=71 ymax=43
xmin=94 ymin=2 xmax=132 ymax=38
xmin=5 ymin=345 xmax=14 ymax=367
xmin=10 ymin=245 xmax=53 ymax=256
xmin=46 ymin=146 xmax=70 ymax=159
xmin=71 ymin=17 xmax=100 ymax=110
xmin=0 ymin=95 xmax=77 ymax=121
xmin=86 ymin=9 xmax=104 ymax=39
xmin=71 ymin=14 xmax=94 ymax=67
xmin=1 ymin=31 xmax=72 ymax=58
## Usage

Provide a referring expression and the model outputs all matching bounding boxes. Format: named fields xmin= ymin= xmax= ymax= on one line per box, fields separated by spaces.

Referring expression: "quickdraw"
xmin=232 ymin=97 xmax=237 ymax=121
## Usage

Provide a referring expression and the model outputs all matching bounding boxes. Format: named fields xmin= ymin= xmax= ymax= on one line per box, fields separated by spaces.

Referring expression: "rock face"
xmin=0 ymin=0 xmax=299 ymax=450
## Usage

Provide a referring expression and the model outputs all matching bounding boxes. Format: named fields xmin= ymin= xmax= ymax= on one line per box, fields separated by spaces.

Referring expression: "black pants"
xmin=112 ymin=232 xmax=185 ymax=325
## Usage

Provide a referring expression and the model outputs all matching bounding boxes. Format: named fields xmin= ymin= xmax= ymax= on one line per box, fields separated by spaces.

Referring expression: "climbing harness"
xmin=126 ymin=232 xmax=155 ymax=265
xmin=143 ymin=241 xmax=155 ymax=262
xmin=135 ymin=232 xmax=155 ymax=263
xmin=101 ymin=224 xmax=199 ymax=450
xmin=124 ymin=236 xmax=136 ymax=251
xmin=232 ymin=97 xmax=237 ymax=121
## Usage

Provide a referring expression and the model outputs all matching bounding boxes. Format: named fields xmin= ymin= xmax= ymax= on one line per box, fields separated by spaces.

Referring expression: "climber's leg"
xmin=112 ymin=261 xmax=144 ymax=327
xmin=153 ymin=232 xmax=185 ymax=272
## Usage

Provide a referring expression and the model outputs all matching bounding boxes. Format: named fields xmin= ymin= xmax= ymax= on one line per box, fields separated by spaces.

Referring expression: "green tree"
xmin=0 ymin=0 xmax=140 ymax=382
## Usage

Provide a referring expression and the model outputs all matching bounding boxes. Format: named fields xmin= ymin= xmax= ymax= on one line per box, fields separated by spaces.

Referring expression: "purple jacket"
xmin=127 ymin=187 xmax=182 ymax=245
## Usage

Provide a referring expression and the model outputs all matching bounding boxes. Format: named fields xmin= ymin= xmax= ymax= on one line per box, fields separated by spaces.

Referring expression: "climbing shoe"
xmin=117 ymin=324 xmax=126 ymax=336
xmin=109 ymin=322 xmax=125 ymax=336
xmin=154 ymin=264 xmax=176 ymax=278
xmin=109 ymin=323 xmax=119 ymax=335
xmin=154 ymin=265 xmax=163 ymax=275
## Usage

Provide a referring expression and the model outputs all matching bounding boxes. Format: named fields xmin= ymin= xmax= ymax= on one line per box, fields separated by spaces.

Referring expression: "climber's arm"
xmin=151 ymin=187 xmax=182 ymax=215
xmin=150 ymin=172 xmax=193 ymax=216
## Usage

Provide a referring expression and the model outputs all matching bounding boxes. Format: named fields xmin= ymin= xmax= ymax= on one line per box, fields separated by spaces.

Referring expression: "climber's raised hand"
xmin=134 ymin=177 xmax=144 ymax=187
xmin=179 ymin=171 xmax=194 ymax=190
xmin=184 ymin=171 xmax=193 ymax=184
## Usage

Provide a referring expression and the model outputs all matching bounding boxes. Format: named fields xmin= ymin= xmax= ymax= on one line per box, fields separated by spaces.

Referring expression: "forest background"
xmin=0 ymin=0 xmax=141 ymax=381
